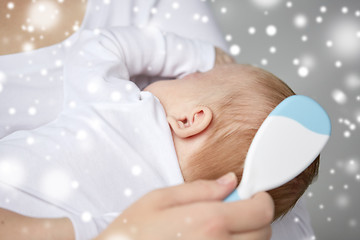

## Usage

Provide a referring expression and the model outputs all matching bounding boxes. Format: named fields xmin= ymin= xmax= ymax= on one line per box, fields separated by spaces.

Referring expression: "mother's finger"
xmin=223 ymin=192 xmax=275 ymax=232
xmin=231 ymin=226 xmax=272 ymax=240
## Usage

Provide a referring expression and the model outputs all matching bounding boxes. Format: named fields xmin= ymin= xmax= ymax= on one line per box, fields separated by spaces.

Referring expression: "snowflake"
xmin=81 ymin=212 xmax=92 ymax=222
xmin=26 ymin=136 xmax=35 ymax=145
xmin=248 ymin=27 xmax=256 ymax=35
xmin=316 ymin=16 xmax=323 ymax=23
xmin=266 ymin=25 xmax=277 ymax=36
xmin=252 ymin=0 xmax=283 ymax=9
xmin=41 ymin=170 xmax=72 ymax=200
xmin=111 ymin=91 xmax=122 ymax=102
xmin=335 ymin=61 xmax=342 ymax=68
xmin=326 ymin=40 xmax=333 ymax=48
xmin=298 ymin=66 xmax=309 ymax=78
xmin=320 ymin=6 xmax=327 ymax=13
xmin=87 ymin=82 xmax=99 ymax=94
xmin=229 ymin=44 xmax=241 ymax=56
xmin=7 ymin=2 xmax=15 ymax=10
xmin=225 ymin=34 xmax=232 ymax=41
xmin=8 ymin=107 xmax=16 ymax=115
xmin=332 ymin=89 xmax=347 ymax=104
xmin=269 ymin=46 xmax=276 ymax=54
xmin=28 ymin=106 xmax=37 ymax=116
xmin=341 ymin=7 xmax=349 ymax=14
xmin=76 ymin=130 xmax=88 ymax=140
xmin=131 ymin=165 xmax=142 ymax=176
xmin=0 ymin=160 xmax=24 ymax=185
xmin=294 ymin=14 xmax=308 ymax=28
xmin=124 ymin=188 xmax=132 ymax=197
xmin=172 ymin=2 xmax=180 ymax=9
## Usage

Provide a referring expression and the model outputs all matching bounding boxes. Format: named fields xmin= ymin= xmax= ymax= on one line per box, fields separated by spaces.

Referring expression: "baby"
xmin=0 ymin=26 xmax=318 ymax=239
xmin=157 ymin=64 xmax=320 ymax=220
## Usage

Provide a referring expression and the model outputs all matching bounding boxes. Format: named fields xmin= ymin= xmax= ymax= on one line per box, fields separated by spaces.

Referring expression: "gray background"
xmin=209 ymin=0 xmax=360 ymax=239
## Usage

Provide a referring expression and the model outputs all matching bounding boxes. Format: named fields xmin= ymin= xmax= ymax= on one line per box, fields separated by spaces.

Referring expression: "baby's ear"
xmin=167 ymin=106 xmax=213 ymax=139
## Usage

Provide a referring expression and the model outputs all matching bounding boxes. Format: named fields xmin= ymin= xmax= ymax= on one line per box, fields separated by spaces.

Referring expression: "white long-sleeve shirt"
xmin=0 ymin=0 xmax=316 ymax=235
xmin=0 ymin=27 xmax=214 ymax=239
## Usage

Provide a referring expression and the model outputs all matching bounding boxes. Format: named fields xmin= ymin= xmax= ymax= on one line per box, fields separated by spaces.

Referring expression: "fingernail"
xmin=216 ymin=172 xmax=236 ymax=185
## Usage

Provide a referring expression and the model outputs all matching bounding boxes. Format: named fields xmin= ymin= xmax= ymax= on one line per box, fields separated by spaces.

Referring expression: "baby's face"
xmin=144 ymin=64 xmax=242 ymax=115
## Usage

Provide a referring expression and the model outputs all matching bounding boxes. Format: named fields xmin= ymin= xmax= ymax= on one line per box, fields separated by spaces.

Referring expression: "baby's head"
xmin=145 ymin=64 xmax=319 ymax=220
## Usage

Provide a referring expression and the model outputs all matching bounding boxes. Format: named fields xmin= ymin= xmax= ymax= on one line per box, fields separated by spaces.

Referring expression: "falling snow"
xmin=266 ymin=25 xmax=277 ymax=36
xmin=332 ymin=89 xmax=347 ymax=104
xmin=294 ymin=14 xmax=308 ymax=28
xmin=229 ymin=44 xmax=241 ymax=56
xmin=316 ymin=16 xmax=323 ymax=23
xmin=0 ymin=160 xmax=24 ymax=185
xmin=209 ymin=2 xmax=360 ymax=239
xmin=7 ymin=2 xmax=15 ymax=10
xmin=26 ymin=136 xmax=35 ymax=145
xmin=124 ymin=188 xmax=132 ymax=197
xmin=326 ymin=40 xmax=333 ymax=47
xmin=269 ymin=46 xmax=276 ymax=53
xmin=320 ymin=6 xmax=327 ymax=13
xmin=248 ymin=27 xmax=256 ymax=35
xmin=251 ymin=0 xmax=283 ymax=9
xmin=298 ymin=66 xmax=309 ymax=77
xmin=87 ymin=82 xmax=99 ymax=94
xmin=111 ymin=91 xmax=122 ymax=102
xmin=76 ymin=130 xmax=88 ymax=140
xmin=8 ymin=108 xmax=16 ymax=115
xmin=41 ymin=170 xmax=72 ymax=200
xmin=81 ymin=211 xmax=92 ymax=222
xmin=0 ymin=1 xmax=359 ymax=239
xmin=131 ymin=165 xmax=142 ymax=176
xmin=225 ymin=34 xmax=232 ymax=41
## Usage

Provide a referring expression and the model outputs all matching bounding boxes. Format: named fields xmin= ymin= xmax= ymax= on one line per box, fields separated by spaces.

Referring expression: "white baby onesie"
xmin=0 ymin=26 xmax=214 ymax=239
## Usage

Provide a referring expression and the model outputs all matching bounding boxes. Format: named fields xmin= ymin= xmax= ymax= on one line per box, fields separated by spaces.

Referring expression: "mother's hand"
xmin=95 ymin=172 xmax=274 ymax=240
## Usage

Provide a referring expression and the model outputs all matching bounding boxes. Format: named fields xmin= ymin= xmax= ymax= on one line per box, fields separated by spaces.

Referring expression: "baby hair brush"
xmin=225 ymin=95 xmax=331 ymax=201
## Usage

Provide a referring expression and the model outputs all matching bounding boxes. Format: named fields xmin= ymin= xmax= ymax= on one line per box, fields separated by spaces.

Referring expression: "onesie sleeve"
xmin=63 ymin=26 xmax=215 ymax=104
xmin=104 ymin=26 xmax=215 ymax=78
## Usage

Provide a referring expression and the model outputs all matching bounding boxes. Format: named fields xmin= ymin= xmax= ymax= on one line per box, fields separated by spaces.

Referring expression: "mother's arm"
xmin=0 ymin=208 xmax=74 ymax=240
xmin=0 ymin=173 xmax=274 ymax=240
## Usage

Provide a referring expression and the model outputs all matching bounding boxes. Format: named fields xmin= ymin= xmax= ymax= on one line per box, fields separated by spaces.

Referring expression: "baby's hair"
xmin=182 ymin=64 xmax=319 ymax=221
